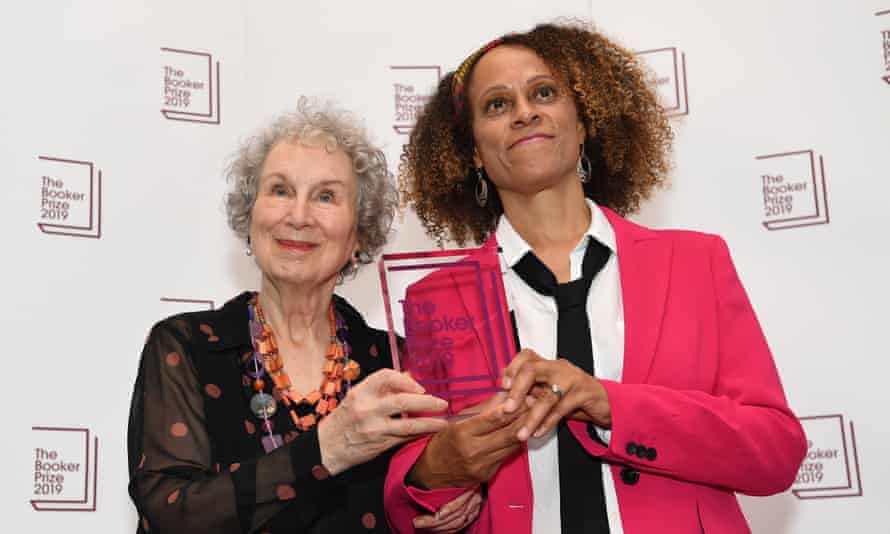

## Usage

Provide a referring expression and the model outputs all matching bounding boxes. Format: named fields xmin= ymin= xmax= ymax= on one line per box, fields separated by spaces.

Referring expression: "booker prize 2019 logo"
xmin=37 ymin=155 xmax=102 ymax=239
xmin=636 ymin=47 xmax=689 ymax=117
xmin=30 ymin=427 xmax=98 ymax=511
xmin=792 ymin=415 xmax=863 ymax=499
xmin=755 ymin=149 xmax=830 ymax=231
xmin=159 ymin=296 xmax=215 ymax=313
xmin=161 ymin=47 xmax=221 ymax=124
xmin=390 ymin=66 xmax=440 ymax=135
xmin=877 ymin=9 xmax=890 ymax=84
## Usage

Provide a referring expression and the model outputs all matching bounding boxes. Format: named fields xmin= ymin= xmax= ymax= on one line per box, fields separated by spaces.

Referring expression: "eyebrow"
xmin=258 ymin=174 xmax=348 ymax=187
xmin=477 ymin=74 xmax=556 ymax=100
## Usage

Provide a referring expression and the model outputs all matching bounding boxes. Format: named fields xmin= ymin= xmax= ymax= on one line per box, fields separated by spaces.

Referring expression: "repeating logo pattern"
xmin=161 ymin=48 xmax=221 ymax=125
xmin=636 ymin=47 xmax=689 ymax=117
xmin=390 ymin=66 xmax=441 ymax=135
xmin=754 ymin=149 xmax=830 ymax=231
xmin=37 ymin=156 xmax=103 ymax=239
xmin=30 ymin=426 xmax=99 ymax=512
xmin=792 ymin=415 xmax=863 ymax=499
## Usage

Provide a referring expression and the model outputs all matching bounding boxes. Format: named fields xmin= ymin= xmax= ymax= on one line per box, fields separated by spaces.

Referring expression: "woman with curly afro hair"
xmin=385 ymin=20 xmax=806 ymax=534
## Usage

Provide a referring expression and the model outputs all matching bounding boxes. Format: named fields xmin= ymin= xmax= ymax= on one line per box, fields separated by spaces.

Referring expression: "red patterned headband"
xmin=451 ymin=38 xmax=505 ymax=116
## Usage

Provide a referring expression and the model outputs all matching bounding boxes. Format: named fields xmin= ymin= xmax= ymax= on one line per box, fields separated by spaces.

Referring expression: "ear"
xmin=472 ymin=146 xmax=483 ymax=169
xmin=576 ymin=118 xmax=587 ymax=145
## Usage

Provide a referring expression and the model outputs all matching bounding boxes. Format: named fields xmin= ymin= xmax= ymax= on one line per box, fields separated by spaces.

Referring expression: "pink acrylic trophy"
xmin=378 ymin=239 xmax=516 ymax=418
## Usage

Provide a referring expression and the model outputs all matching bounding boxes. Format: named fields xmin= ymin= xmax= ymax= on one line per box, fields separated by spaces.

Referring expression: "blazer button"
xmin=625 ymin=442 xmax=637 ymax=456
xmin=635 ymin=446 xmax=647 ymax=459
xmin=646 ymin=447 xmax=657 ymax=461
xmin=620 ymin=467 xmax=640 ymax=485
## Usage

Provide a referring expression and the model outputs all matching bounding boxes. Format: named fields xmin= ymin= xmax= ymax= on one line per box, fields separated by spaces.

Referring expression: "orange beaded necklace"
xmin=247 ymin=295 xmax=360 ymax=452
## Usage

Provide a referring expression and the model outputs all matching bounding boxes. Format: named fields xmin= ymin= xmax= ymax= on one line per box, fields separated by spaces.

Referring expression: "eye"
xmin=533 ymin=84 xmax=557 ymax=102
xmin=316 ymin=189 xmax=336 ymax=203
xmin=270 ymin=184 xmax=289 ymax=197
xmin=484 ymin=96 xmax=510 ymax=116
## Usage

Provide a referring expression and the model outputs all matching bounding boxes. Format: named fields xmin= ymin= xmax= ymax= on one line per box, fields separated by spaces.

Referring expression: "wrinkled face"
xmin=249 ymin=140 xmax=358 ymax=289
xmin=467 ymin=45 xmax=585 ymax=196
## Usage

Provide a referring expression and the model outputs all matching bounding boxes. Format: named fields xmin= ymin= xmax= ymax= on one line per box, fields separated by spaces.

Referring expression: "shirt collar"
xmin=495 ymin=198 xmax=616 ymax=268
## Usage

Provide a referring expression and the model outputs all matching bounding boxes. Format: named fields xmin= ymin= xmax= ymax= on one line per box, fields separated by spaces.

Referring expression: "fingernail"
xmin=503 ymin=398 xmax=516 ymax=413
xmin=533 ymin=427 xmax=544 ymax=438
xmin=517 ymin=427 xmax=529 ymax=441
xmin=502 ymin=376 xmax=512 ymax=389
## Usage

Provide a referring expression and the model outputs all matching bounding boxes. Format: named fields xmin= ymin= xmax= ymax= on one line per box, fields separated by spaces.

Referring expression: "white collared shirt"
xmin=496 ymin=199 xmax=625 ymax=534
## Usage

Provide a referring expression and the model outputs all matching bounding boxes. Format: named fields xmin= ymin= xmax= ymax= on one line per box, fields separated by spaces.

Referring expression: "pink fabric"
xmin=384 ymin=209 xmax=806 ymax=534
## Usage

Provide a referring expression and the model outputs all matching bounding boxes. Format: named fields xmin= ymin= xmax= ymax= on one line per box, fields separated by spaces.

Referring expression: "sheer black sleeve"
xmin=127 ymin=320 xmax=339 ymax=533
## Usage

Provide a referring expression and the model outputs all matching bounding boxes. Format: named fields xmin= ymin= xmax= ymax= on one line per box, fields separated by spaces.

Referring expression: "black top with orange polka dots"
xmin=127 ymin=292 xmax=395 ymax=533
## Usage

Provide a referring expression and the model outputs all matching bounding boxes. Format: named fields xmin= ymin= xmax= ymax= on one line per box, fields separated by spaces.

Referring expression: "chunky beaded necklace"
xmin=246 ymin=294 xmax=360 ymax=452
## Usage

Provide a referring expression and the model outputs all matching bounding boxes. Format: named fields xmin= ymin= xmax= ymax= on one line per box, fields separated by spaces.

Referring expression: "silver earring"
xmin=475 ymin=167 xmax=489 ymax=207
xmin=245 ymin=238 xmax=253 ymax=256
xmin=577 ymin=145 xmax=591 ymax=184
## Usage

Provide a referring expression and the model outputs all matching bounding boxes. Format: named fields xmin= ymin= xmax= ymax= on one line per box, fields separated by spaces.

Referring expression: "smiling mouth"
xmin=509 ymin=134 xmax=553 ymax=149
xmin=276 ymin=239 xmax=318 ymax=251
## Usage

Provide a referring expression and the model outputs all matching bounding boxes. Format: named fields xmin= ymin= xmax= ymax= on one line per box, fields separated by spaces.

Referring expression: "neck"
xmin=257 ymin=276 xmax=335 ymax=349
xmin=499 ymin=177 xmax=590 ymax=253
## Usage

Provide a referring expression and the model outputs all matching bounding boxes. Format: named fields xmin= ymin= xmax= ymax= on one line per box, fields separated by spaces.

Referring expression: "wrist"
xmin=317 ymin=417 xmax=348 ymax=476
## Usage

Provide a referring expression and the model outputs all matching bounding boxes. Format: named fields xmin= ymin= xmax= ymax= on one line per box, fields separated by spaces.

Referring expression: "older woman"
xmin=385 ymin=21 xmax=807 ymax=534
xmin=127 ymin=98 xmax=481 ymax=533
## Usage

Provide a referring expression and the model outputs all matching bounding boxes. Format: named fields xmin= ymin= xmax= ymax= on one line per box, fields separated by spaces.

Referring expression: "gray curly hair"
xmin=225 ymin=97 xmax=398 ymax=279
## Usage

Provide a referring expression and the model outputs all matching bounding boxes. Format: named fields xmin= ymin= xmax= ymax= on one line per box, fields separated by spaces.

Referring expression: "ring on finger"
xmin=549 ymin=382 xmax=564 ymax=400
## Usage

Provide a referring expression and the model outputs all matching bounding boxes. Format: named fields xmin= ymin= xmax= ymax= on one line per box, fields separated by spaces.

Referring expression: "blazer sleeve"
xmin=568 ymin=234 xmax=807 ymax=496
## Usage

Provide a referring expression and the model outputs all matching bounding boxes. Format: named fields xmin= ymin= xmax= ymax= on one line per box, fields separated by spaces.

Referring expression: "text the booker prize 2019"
xmin=401 ymin=299 xmax=475 ymax=372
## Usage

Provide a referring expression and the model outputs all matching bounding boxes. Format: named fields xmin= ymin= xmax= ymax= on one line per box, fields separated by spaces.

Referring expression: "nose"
xmin=285 ymin=194 xmax=314 ymax=228
xmin=511 ymin=96 xmax=539 ymax=128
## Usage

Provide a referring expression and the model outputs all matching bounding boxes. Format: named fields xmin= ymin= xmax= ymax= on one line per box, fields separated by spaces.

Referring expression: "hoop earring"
xmin=475 ymin=167 xmax=489 ymax=207
xmin=577 ymin=144 xmax=592 ymax=184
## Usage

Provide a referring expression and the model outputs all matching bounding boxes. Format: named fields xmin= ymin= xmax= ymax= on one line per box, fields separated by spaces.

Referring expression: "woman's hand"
xmin=502 ymin=349 xmax=611 ymax=441
xmin=317 ymin=369 xmax=448 ymax=475
xmin=408 ymin=393 xmax=528 ymax=489
xmin=412 ymin=487 xmax=484 ymax=533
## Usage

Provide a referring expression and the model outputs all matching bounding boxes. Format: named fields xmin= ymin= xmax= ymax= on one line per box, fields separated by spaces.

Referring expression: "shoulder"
xmin=146 ymin=292 xmax=253 ymax=358
xmin=604 ymin=207 xmax=729 ymax=259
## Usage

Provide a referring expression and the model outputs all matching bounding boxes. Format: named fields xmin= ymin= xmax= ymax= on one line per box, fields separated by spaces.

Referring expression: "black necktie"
xmin=512 ymin=238 xmax=611 ymax=534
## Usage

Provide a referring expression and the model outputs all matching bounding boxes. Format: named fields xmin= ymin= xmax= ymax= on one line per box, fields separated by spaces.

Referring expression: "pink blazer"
xmin=384 ymin=209 xmax=806 ymax=534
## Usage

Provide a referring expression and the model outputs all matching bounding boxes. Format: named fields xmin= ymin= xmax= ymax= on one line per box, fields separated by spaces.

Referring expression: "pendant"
xmin=250 ymin=392 xmax=277 ymax=418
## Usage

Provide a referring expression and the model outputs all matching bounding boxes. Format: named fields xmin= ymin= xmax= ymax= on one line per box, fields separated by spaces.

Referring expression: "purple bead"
xmin=247 ymin=354 xmax=266 ymax=378
xmin=262 ymin=419 xmax=275 ymax=433
xmin=261 ymin=434 xmax=283 ymax=453
xmin=249 ymin=320 xmax=263 ymax=338
xmin=337 ymin=327 xmax=348 ymax=339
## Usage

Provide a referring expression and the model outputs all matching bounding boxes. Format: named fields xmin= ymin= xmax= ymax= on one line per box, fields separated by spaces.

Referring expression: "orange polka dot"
xmin=208 ymin=335 xmax=219 ymax=343
xmin=165 ymin=352 xmax=181 ymax=367
xmin=369 ymin=345 xmax=378 ymax=357
xmin=244 ymin=420 xmax=256 ymax=435
xmin=138 ymin=454 xmax=146 ymax=469
xmin=204 ymin=384 xmax=221 ymax=398
xmin=362 ymin=512 xmax=377 ymax=529
xmin=242 ymin=375 xmax=251 ymax=387
xmin=199 ymin=324 xmax=214 ymax=336
xmin=141 ymin=516 xmax=151 ymax=531
xmin=242 ymin=352 xmax=252 ymax=362
xmin=170 ymin=422 xmax=188 ymax=437
xmin=166 ymin=489 xmax=180 ymax=504
xmin=276 ymin=484 xmax=296 ymax=501
xmin=229 ymin=462 xmax=241 ymax=472
xmin=311 ymin=465 xmax=330 ymax=480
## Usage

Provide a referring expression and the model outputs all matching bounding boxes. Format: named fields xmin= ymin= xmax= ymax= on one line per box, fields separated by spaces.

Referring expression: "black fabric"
xmin=512 ymin=239 xmax=612 ymax=534
xmin=127 ymin=292 xmax=394 ymax=533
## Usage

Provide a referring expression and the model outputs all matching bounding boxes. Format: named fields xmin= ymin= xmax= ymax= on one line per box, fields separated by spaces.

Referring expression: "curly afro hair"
xmin=400 ymin=19 xmax=673 ymax=245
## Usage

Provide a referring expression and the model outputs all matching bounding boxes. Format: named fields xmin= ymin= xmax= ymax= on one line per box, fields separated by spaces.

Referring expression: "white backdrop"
xmin=3 ymin=1 xmax=888 ymax=532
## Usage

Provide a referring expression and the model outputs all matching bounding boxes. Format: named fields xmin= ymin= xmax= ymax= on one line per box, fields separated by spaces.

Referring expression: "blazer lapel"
xmin=603 ymin=208 xmax=672 ymax=384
